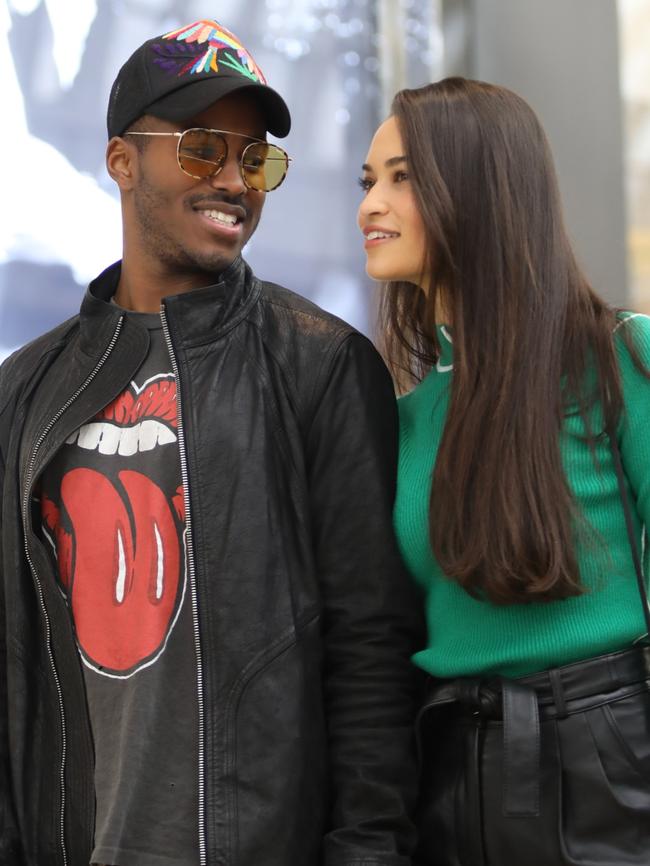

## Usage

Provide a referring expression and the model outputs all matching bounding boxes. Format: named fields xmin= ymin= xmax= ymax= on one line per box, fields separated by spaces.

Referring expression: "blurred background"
xmin=1 ymin=0 xmax=649 ymax=361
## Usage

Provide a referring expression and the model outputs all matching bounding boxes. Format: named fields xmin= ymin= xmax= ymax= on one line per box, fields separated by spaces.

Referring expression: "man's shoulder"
xmin=1 ymin=315 xmax=79 ymax=373
xmin=249 ymin=279 xmax=392 ymax=415
xmin=0 ymin=316 xmax=79 ymax=412
xmin=255 ymin=280 xmax=357 ymax=344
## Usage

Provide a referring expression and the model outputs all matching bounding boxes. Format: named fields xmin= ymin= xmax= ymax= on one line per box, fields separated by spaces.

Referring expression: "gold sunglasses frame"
xmin=124 ymin=127 xmax=291 ymax=191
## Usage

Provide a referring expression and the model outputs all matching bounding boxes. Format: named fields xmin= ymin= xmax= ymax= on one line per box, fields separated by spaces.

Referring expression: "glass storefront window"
xmin=0 ymin=0 xmax=443 ymax=362
xmin=619 ymin=0 xmax=650 ymax=313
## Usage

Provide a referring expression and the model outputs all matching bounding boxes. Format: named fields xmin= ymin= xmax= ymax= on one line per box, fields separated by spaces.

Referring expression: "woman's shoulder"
xmin=614 ymin=312 xmax=650 ymax=365
xmin=397 ymin=379 xmax=424 ymax=422
xmin=398 ymin=365 xmax=446 ymax=402
xmin=397 ymin=367 xmax=449 ymax=445
xmin=613 ymin=313 xmax=650 ymax=405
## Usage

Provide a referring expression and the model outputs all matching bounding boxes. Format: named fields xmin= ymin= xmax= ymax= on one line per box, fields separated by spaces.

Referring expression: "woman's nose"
xmin=358 ymin=185 xmax=388 ymax=221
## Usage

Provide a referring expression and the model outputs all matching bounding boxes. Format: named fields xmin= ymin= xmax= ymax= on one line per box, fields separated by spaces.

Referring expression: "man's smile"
xmin=190 ymin=197 xmax=248 ymax=238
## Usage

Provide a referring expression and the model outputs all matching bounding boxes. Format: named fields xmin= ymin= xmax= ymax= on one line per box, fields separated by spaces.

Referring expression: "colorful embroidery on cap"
xmin=158 ymin=19 xmax=267 ymax=84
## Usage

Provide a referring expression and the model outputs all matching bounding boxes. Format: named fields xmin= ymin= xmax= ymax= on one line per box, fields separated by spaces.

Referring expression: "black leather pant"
xmin=415 ymin=646 xmax=650 ymax=865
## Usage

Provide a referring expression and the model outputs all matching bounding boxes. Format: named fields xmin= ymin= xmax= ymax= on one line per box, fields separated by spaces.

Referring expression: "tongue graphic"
xmin=60 ymin=467 xmax=182 ymax=673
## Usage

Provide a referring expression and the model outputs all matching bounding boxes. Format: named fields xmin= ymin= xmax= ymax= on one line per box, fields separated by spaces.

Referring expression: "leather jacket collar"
xmin=79 ymin=256 xmax=261 ymax=355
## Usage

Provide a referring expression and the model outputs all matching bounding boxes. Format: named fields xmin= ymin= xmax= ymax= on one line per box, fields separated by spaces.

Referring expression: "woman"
xmin=358 ymin=77 xmax=650 ymax=866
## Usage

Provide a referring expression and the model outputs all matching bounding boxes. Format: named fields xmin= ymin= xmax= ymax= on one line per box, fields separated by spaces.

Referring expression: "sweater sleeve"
xmin=615 ymin=313 xmax=650 ymax=533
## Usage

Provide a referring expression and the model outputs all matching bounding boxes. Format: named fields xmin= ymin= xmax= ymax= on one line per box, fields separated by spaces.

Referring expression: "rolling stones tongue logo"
xmin=41 ymin=373 xmax=186 ymax=679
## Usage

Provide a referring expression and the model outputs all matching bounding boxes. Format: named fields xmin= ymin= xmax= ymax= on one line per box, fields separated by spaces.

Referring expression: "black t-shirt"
xmin=39 ymin=310 xmax=199 ymax=866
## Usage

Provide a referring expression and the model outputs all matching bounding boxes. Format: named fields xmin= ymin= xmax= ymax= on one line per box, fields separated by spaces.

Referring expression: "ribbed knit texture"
xmin=395 ymin=315 xmax=650 ymax=677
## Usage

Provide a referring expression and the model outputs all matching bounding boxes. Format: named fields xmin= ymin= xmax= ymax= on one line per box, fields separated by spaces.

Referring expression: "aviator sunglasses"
xmin=125 ymin=127 xmax=291 ymax=192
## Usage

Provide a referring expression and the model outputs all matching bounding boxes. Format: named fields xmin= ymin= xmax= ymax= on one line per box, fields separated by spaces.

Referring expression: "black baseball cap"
xmin=107 ymin=19 xmax=291 ymax=139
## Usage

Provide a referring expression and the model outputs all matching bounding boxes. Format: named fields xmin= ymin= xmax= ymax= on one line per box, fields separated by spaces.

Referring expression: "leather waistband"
xmin=417 ymin=645 xmax=650 ymax=819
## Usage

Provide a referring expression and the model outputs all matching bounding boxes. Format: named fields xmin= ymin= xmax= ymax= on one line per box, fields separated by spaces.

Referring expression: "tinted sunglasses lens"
xmin=178 ymin=129 xmax=226 ymax=178
xmin=242 ymin=142 xmax=289 ymax=191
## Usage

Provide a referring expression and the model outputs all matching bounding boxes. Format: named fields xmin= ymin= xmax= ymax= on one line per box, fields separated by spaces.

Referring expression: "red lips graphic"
xmin=97 ymin=378 xmax=178 ymax=427
xmin=41 ymin=375 xmax=186 ymax=677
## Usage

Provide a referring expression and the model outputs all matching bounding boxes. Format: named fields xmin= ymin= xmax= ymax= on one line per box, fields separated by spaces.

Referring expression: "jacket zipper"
xmin=160 ymin=306 xmax=207 ymax=866
xmin=21 ymin=317 xmax=124 ymax=866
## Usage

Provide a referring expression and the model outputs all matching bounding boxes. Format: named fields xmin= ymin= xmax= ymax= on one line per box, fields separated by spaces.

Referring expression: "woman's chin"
xmin=366 ymin=264 xmax=400 ymax=282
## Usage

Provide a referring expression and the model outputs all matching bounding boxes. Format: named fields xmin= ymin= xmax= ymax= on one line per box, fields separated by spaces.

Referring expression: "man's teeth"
xmin=201 ymin=209 xmax=237 ymax=226
xmin=367 ymin=230 xmax=398 ymax=240
xmin=67 ymin=421 xmax=177 ymax=456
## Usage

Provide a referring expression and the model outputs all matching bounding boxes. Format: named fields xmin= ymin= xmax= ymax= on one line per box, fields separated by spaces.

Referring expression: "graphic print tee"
xmin=39 ymin=310 xmax=199 ymax=866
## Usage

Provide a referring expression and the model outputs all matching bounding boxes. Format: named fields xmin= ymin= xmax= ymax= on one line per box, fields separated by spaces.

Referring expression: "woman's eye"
xmin=357 ymin=176 xmax=374 ymax=192
xmin=394 ymin=170 xmax=409 ymax=183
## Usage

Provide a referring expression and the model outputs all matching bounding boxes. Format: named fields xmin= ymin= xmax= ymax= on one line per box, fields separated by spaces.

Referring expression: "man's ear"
xmin=106 ymin=136 xmax=138 ymax=191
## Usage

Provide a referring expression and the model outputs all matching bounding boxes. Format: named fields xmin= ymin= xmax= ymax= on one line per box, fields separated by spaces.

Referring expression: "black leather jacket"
xmin=0 ymin=258 xmax=423 ymax=866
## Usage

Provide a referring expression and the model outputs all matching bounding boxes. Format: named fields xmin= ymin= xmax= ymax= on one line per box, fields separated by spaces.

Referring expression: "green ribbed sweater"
xmin=394 ymin=315 xmax=650 ymax=678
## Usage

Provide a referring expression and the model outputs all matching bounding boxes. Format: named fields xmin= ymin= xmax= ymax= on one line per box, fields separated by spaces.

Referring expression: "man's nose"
xmin=208 ymin=149 xmax=247 ymax=195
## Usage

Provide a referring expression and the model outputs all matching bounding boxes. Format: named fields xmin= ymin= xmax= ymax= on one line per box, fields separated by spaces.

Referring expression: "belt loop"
xmin=548 ymin=668 xmax=568 ymax=719
xmin=502 ymin=680 xmax=540 ymax=817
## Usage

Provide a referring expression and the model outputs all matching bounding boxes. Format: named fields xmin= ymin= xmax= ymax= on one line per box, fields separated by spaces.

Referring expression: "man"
xmin=0 ymin=18 xmax=422 ymax=866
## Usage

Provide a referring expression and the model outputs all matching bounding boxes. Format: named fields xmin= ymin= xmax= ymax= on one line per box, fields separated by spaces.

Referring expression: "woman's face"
xmin=357 ymin=115 xmax=428 ymax=287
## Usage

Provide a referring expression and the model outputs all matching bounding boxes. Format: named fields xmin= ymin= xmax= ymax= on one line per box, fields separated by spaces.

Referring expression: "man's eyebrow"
xmin=361 ymin=155 xmax=407 ymax=172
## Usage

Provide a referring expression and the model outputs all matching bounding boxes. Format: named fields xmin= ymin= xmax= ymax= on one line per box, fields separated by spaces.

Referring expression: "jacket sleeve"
xmin=0 ymin=368 xmax=24 ymax=864
xmin=305 ymin=332 xmax=424 ymax=866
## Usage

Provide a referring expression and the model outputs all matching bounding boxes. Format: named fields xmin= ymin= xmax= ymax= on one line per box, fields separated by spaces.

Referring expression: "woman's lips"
xmin=363 ymin=227 xmax=400 ymax=249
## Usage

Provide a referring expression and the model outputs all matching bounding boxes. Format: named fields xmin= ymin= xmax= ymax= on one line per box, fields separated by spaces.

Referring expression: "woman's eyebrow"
xmin=361 ymin=155 xmax=407 ymax=172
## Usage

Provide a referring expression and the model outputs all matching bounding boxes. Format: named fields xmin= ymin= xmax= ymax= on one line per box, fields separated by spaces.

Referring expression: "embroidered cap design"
xmin=155 ymin=19 xmax=267 ymax=84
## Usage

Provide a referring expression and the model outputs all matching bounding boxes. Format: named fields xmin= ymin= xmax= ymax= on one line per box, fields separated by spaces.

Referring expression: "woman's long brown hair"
xmin=381 ymin=77 xmax=639 ymax=604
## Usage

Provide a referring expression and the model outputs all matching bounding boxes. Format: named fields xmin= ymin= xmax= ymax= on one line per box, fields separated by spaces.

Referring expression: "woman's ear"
xmin=106 ymin=136 xmax=138 ymax=191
